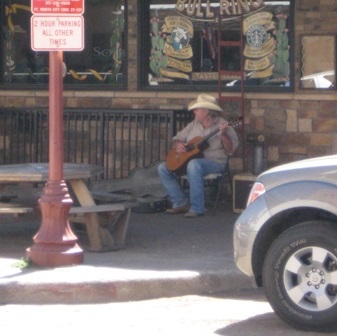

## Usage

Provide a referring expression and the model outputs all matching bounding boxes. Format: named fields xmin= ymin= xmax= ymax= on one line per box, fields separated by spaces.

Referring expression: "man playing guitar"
xmin=158 ymin=94 xmax=240 ymax=218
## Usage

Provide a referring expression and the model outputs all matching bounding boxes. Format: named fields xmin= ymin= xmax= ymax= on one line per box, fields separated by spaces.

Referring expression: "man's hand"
xmin=175 ymin=142 xmax=187 ymax=154
xmin=219 ymin=121 xmax=229 ymax=135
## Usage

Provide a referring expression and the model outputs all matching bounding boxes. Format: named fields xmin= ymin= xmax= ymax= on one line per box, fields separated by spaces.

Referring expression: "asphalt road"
xmin=0 ymin=288 xmax=328 ymax=336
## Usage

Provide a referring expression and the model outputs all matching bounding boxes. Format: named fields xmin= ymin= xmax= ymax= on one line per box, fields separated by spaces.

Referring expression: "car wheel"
xmin=262 ymin=220 xmax=337 ymax=332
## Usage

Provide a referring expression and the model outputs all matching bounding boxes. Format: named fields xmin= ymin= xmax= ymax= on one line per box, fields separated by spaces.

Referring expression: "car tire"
xmin=262 ymin=220 xmax=337 ymax=332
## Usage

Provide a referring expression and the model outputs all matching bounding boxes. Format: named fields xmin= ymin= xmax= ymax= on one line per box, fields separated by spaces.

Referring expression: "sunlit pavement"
xmin=0 ymin=289 xmax=327 ymax=335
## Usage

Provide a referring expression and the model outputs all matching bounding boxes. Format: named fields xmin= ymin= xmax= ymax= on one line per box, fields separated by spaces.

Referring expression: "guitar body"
xmin=166 ymin=136 xmax=207 ymax=175
xmin=165 ymin=116 xmax=243 ymax=175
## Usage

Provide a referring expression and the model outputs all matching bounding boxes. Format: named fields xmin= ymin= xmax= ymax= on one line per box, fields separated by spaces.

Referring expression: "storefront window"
xmin=1 ymin=0 xmax=126 ymax=89
xmin=139 ymin=0 xmax=293 ymax=92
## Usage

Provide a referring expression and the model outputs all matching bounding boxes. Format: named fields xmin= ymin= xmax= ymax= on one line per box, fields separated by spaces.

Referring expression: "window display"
xmin=1 ymin=0 xmax=126 ymax=88
xmin=141 ymin=0 xmax=292 ymax=91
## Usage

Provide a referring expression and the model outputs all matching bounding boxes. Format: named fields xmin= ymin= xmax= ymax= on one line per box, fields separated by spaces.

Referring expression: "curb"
xmin=0 ymin=263 xmax=251 ymax=304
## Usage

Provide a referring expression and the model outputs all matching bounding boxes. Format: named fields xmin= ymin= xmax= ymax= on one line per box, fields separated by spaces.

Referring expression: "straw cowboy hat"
xmin=188 ymin=94 xmax=223 ymax=112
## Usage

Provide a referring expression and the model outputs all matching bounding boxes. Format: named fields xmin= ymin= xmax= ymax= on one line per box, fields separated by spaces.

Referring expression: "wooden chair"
xmin=180 ymin=160 xmax=231 ymax=213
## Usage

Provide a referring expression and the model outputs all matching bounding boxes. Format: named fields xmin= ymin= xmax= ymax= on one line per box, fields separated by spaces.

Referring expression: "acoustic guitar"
xmin=166 ymin=116 xmax=243 ymax=175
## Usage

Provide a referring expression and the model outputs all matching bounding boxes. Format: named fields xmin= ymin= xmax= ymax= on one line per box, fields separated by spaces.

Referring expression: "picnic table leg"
xmin=111 ymin=208 xmax=132 ymax=247
xmin=68 ymin=179 xmax=115 ymax=252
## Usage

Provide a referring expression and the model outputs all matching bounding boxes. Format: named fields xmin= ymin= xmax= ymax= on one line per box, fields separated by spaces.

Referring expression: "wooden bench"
xmin=69 ymin=201 xmax=137 ymax=252
xmin=90 ymin=191 xmax=134 ymax=203
xmin=0 ymin=202 xmax=34 ymax=216
xmin=0 ymin=182 xmax=137 ymax=252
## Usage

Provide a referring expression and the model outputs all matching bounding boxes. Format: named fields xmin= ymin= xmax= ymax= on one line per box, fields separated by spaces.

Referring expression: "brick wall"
xmin=245 ymin=96 xmax=337 ymax=172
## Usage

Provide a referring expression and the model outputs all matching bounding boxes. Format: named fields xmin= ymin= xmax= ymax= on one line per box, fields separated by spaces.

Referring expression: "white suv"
xmin=233 ymin=155 xmax=337 ymax=332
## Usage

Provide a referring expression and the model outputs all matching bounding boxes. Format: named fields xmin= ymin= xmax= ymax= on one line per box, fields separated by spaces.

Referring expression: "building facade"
xmin=1 ymin=0 xmax=337 ymax=176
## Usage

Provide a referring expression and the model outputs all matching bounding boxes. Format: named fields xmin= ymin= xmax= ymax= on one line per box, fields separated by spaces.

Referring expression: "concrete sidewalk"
xmin=0 ymin=204 xmax=251 ymax=304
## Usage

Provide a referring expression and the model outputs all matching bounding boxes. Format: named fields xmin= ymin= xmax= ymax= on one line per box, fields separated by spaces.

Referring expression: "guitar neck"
xmin=204 ymin=127 xmax=221 ymax=142
xmin=187 ymin=127 xmax=220 ymax=150
xmin=186 ymin=116 xmax=242 ymax=150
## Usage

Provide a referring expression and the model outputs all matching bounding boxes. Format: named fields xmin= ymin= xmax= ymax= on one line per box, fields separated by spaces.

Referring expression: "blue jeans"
xmin=158 ymin=159 xmax=226 ymax=214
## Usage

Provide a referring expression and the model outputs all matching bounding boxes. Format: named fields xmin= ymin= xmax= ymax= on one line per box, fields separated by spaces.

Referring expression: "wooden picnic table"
xmin=0 ymin=163 xmax=135 ymax=252
xmin=0 ymin=163 xmax=103 ymax=183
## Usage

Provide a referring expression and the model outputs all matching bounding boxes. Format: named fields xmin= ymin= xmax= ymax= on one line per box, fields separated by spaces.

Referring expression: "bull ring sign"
xmin=175 ymin=0 xmax=265 ymax=20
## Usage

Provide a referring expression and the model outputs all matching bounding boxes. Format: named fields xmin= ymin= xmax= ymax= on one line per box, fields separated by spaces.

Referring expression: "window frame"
xmin=300 ymin=34 xmax=336 ymax=91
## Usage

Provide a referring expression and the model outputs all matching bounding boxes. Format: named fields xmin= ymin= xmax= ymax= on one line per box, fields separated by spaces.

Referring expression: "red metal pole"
xmin=26 ymin=51 xmax=84 ymax=266
xmin=49 ymin=51 xmax=64 ymax=181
